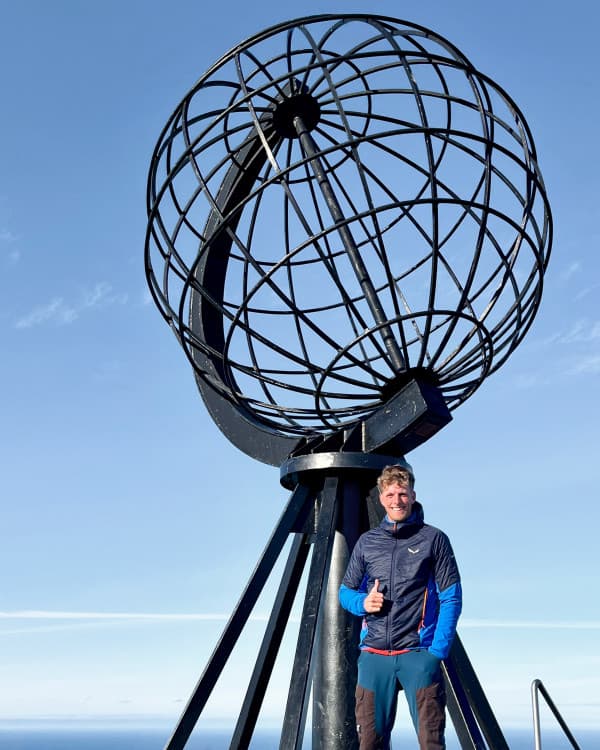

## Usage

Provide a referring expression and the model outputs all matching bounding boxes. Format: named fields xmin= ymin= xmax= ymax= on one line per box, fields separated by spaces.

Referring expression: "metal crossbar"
xmin=531 ymin=678 xmax=582 ymax=750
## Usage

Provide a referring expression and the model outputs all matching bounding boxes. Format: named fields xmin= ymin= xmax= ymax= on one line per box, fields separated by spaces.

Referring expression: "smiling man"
xmin=339 ymin=464 xmax=462 ymax=750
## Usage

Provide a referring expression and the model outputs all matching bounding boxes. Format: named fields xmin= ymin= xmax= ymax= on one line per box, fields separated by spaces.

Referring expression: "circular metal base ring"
xmin=280 ymin=452 xmax=413 ymax=489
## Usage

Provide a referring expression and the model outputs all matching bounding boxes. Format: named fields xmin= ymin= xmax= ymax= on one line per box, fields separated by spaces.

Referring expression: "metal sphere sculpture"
xmin=145 ymin=14 xmax=552 ymax=462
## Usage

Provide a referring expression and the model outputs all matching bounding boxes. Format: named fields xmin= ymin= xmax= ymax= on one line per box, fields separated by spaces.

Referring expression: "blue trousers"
xmin=355 ymin=649 xmax=446 ymax=749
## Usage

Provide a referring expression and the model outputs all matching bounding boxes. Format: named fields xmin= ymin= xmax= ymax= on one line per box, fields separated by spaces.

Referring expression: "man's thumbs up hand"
xmin=364 ymin=578 xmax=384 ymax=613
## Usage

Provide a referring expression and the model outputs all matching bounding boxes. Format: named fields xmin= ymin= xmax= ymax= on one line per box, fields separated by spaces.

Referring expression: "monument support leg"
xmin=163 ymin=484 xmax=313 ymax=750
xmin=280 ymin=476 xmax=341 ymax=749
xmin=229 ymin=532 xmax=312 ymax=749
xmin=312 ymin=477 xmax=364 ymax=750
xmin=443 ymin=635 xmax=510 ymax=750
xmin=159 ymin=457 xmax=511 ymax=750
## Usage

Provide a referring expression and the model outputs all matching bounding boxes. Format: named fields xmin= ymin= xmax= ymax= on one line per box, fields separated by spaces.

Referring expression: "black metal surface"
xmin=188 ymin=85 xmax=302 ymax=465
xmin=229 ymin=533 xmax=311 ymax=749
xmin=445 ymin=687 xmax=482 ymax=750
xmin=163 ymin=484 xmax=313 ymax=750
xmin=312 ymin=478 xmax=363 ymax=750
xmin=280 ymin=450 xmax=413 ymax=491
xmin=280 ymin=477 xmax=341 ymax=749
xmin=444 ymin=635 xmax=510 ymax=750
xmin=444 ymin=661 xmax=488 ymax=750
xmin=145 ymin=13 xmax=552 ymax=461
xmin=293 ymin=116 xmax=405 ymax=373
xmin=361 ymin=378 xmax=452 ymax=454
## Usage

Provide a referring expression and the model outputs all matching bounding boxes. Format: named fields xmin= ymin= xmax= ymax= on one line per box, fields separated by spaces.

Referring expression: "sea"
xmin=0 ymin=725 xmax=596 ymax=750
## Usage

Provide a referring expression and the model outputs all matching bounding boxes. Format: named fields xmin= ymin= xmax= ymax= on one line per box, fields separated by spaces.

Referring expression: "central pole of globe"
xmin=310 ymin=473 xmax=369 ymax=750
xmin=293 ymin=112 xmax=406 ymax=373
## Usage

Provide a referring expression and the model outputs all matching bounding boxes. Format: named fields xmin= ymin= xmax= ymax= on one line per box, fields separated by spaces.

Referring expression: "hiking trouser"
xmin=355 ymin=649 xmax=446 ymax=750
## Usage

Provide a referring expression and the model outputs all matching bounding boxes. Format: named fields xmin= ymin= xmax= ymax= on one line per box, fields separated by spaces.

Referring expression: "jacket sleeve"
xmin=339 ymin=583 xmax=367 ymax=616
xmin=338 ymin=536 xmax=368 ymax=616
xmin=429 ymin=532 xmax=462 ymax=659
xmin=429 ymin=581 xmax=462 ymax=659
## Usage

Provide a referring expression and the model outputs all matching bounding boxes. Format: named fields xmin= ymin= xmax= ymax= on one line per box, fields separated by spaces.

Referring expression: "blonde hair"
xmin=377 ymin=464 xmax=415 ymax=492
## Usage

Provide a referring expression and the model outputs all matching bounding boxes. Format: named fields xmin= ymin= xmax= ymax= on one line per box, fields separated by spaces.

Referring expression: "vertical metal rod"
xmin=532 ymin=680 xmax=542 ymax=750
xmin=280 ymin=476 xmax=340 ymax=750
xmin=312 ymin=477 xmax=363 ymax=750
xmin=293 ymin=115 xmax=405 ymax=371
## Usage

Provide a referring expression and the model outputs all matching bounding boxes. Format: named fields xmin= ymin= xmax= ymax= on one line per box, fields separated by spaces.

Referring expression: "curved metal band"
xmin=189 ymin=88 xmax=304 ymax=465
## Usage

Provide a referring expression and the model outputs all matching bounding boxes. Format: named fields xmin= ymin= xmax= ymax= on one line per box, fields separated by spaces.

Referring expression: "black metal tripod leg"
xmin=444 ymin=634 xmax=510 ymax=750
xmin=164 ymin=483 xmax=314 ymax=750
xmin=280 ymin=476 xmax=340 ymax=750
xmin=443 ymin=658 xmax=486 ymax=750
xmin=229 ymin=532 xmax=311 ymax=749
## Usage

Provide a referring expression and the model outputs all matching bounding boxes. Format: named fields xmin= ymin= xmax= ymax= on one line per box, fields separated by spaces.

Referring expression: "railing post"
xmin=530 ymin=678 xmax=582 ymax=750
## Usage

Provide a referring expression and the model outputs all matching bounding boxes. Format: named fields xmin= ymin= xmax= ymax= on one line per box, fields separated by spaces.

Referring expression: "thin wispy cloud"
xmin=0 ymin=622 xmax=127 ymax=636
xmin=0 ymin=610 xmax=270 ymax=636
xmin=558 ymin=260 xmax=581 ymax=282
xmin=568 ymin=354 xmax=600 ymax=376
xmin=0 ymin=611 xmax=239 ymax=621
xmin=141 ymin=288 xmax=153 ymax=306
xmin=1 ymin=227 xmax=21 ymax=263
xmin=542 ymin=318 xmax=600 ymax=346
xmin=15 ymin=282 xmax=128 ymax=329
xmin=574 ymin=284 xmax=600 ymax=301
xmin=512 ymin=372 xmax=551 ymax=390
xmin=2 ymin=611 xmax=599 ymax=631
xmin=15 ymin=297 xmax=77 ymax=329
xmin=513 ymin=350 xmax=600 ymax=389
xmin=0 ymin=228 xmax=18 ymax=242
xmin=460 ymin=618 xmax=600 ymax=629
xmin=83 ymin=282 xmax=128 ymax=309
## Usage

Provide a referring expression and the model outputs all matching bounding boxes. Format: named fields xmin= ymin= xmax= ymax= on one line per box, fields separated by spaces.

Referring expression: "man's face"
xmin=379 ymin=481 xmax=416 ymax=522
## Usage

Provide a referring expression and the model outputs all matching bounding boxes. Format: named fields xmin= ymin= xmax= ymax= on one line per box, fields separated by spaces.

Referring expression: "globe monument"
xmin=145 ymin=14 xmax=551 ymax=749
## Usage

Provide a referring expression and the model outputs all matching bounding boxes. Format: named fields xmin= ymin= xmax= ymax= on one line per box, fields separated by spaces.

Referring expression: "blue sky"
xmin=1 ymin=0 xmax=599 ymax=739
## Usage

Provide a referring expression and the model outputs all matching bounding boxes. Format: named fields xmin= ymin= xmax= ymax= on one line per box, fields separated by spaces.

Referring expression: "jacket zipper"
xmin=387 ymin=524 xmax=398 ymax=650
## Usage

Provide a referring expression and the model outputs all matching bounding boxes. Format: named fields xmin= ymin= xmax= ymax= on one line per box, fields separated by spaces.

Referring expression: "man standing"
xmin=339 ymin=464 xmax=462 ymax=750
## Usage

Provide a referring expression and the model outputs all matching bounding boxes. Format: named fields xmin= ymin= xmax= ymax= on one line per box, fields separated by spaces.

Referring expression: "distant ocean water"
xmin=0 ymin=727 xmax=596 ymax=749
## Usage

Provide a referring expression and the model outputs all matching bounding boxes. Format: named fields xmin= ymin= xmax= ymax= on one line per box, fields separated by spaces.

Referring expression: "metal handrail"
xmin=531 ymin=678 xmax=582 ymax=749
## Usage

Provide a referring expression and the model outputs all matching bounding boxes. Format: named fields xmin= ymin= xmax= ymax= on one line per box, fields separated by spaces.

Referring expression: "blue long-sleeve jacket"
xmin=339 ymin=503 xmax=462 ymax=659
